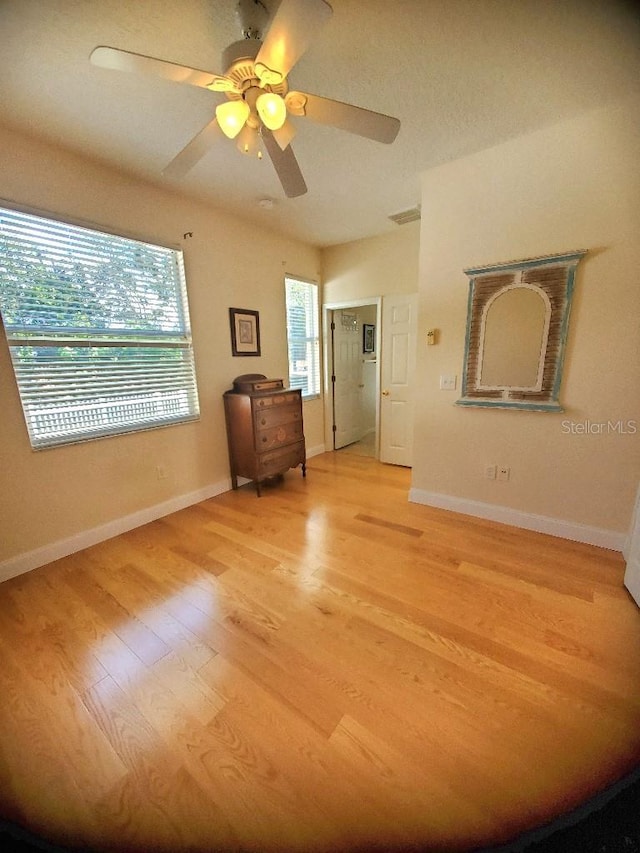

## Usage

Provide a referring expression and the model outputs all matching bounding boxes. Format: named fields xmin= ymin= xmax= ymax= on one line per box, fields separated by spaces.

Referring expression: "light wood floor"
xmin=339 ymin=432 xmax=377 ymax=458
xmin=1 ymin=453 xmax=639 ymax=853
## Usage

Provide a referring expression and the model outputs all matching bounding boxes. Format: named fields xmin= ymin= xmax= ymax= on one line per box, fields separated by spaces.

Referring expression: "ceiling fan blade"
xmin=90 ymin=46 xmax=239 ymax=92
xmin=286 ymin=91 xmax=400 ymax=144
xmin=271 ymin=119 xmax=297 ymax=151
xmin=254 ymin=0 xmax=332 ymax=84
xmin=262 ymin=130 xmax=307 ymax=198
xmin=162 ymin=118 xmax=224 ymax=179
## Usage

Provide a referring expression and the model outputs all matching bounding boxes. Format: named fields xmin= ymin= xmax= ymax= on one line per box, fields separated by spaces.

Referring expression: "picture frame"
xmin=229 ymin=307 xmax=261 ymax=357
xmin=363 ymin=323 xmax=375 ymax=353
xmin=456 ymin=250 xmax=586 ymax=411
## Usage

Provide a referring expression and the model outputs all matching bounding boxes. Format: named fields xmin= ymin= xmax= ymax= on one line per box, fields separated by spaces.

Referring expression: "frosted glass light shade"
xmin=216 ymin=100 xmax=250 ymax=139
xmin=256 ymin=92 xmax=287 ymax=131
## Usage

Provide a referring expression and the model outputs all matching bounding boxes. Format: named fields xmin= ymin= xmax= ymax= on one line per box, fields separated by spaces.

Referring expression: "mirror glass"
xmin=480 ymin=288 xmax=547 ymax=388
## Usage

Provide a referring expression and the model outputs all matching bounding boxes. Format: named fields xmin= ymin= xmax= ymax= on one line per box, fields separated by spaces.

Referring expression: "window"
xmin=284 ymin=276 xmax=320 ymax=399
xmin=0 ymin=206 xmax=200 ymax=448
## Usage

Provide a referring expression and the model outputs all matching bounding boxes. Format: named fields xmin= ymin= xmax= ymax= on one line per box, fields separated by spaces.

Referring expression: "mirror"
xmin=479 ymin=286 xmax=549 ymax=389
xmin=456 ymin=250 xmax=586 ymax=411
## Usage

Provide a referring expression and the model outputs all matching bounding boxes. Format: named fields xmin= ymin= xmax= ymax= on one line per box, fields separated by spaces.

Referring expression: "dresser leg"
xmin=256 ymin=480 xmax=262 ymax=497
xmin=231 ymin=474 xmax=238 ymax=490
xmin=302 ymin=462 xmax=306 ymax=478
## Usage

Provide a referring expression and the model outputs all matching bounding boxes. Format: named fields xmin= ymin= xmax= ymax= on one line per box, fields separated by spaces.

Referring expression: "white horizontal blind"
xmin=285 ymin=276 xmax=320 ymax=399
xmin=0 ymin=206 xmax=200 ymax=448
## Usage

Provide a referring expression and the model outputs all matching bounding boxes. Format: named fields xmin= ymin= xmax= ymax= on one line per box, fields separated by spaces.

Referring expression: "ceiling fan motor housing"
xmin=222 ymin=38 xmax=288 ymax=101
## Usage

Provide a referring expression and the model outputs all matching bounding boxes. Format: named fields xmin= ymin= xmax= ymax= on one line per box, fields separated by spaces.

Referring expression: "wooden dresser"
xmin=223 ymin=375 xmax=306 ymax=496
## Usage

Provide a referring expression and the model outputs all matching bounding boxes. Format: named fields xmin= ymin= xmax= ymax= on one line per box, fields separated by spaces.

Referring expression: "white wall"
xmin=323 ymin=221 xmax=420 ymax=304
xmin=0 ymin=123 xmax=322 ymax=573
xmin=412 ymin=98 xmax=640 ymax=546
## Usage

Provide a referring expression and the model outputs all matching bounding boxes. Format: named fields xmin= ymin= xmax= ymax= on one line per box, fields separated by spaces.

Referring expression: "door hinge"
xmin=332 ymin=424 xmax=337 ymax=432
xmin=330 ymin=321 xmax=336 ymax=331
xmin=331 ymin=374 xmax=336 ymax=383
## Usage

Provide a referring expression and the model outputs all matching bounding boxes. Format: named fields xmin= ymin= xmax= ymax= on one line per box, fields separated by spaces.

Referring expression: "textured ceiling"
xmin=1 ymin=0 xmax=639 ymax=247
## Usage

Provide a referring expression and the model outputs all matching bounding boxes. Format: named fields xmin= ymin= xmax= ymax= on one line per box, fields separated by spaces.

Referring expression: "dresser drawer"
xmin=253 ymin=391 xmax=299 ymax=410
xmin=258 ymin=442 xmax=305 ymax=477
xmin=256 ymin=420 xmax=303 ymax=451
xmin=254 ymin=403 xmax=301 ymax=430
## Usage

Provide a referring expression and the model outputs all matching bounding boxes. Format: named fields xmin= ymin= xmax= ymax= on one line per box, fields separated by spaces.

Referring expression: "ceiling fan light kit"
xmin=89 ymin=0 xmax=401 ymax=198
xmin=256 ymin=92 xmax=287 ymax=131
xmin=216 ymin=99 xmax=251 ymax=138
xmin=284 ymin=91 xmax=307 ymax=116
xmin=236 ymin=123 xmax=263 ymax=158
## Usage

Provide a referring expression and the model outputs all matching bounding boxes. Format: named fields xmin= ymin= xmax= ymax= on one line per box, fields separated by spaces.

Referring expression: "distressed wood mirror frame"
xmin=456 ymin=250 xmax=586 ymax=412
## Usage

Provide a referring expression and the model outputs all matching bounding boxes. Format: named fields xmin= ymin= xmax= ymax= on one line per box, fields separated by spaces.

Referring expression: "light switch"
xmin=439 ymin=375 xmax=457 ymax=390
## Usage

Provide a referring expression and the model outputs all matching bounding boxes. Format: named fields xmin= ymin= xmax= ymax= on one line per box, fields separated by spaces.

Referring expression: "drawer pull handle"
xmin=261 ymin=418 xmax=266 ymax=425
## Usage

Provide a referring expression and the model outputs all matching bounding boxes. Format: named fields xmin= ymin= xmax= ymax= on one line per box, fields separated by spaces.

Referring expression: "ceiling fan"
xmin=89 ymin=0 xmax=400 ymax=198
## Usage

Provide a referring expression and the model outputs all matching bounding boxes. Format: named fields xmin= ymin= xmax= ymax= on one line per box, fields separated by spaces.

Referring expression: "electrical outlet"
xmin=156 ymin=465 xmax=167 ymax=480
xmin=497 ymin=466 xmax=510 ymax=482
xmin=484 ymin=464 xmax=497 ymax=480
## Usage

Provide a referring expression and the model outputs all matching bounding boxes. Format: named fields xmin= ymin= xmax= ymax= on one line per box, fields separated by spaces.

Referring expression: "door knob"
xmin=381 ymin=390 xmax=390 ymax=396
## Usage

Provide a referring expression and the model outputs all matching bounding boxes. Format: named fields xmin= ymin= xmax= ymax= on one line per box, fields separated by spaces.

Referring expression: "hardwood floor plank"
xmin=64 ymin=567 xmax=171 ymax=667
xmin=152 ymin=650 xmax=226 ymax=725
xmin=354 ymin=512 xmax=425 ymax=537
xmin=0 ymin=641 xmax=124 ymax=850
xmin=90 ymin=561 xmax=218 ymax=671
xmin=328 ymin=713 xmax=498 ymax=849
xmin=199 ymin=652 xmax=439 ymax=851
xmin=314 ymin=564 xmax=640 ymax=730
xmin=317 ymin=545 xmax=639 ymax=711
xmin=1 ymin=453 xmax=639 ymax=853
xmin=125 ymin=518 xmax=233 ymax=577
xmin=114 ymin=559 xmax=344 ymax=738
xmin=213 ymin=572 xmax=537 ymax=826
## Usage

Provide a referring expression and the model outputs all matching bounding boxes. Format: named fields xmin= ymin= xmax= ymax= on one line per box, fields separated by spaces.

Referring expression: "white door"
xmin=624 ymin=482 xmax=640 ymax=607
xmin=333 ymin=312 xmax=364 ymax=449
xmin=379 ymin=294 xmax=418 ymax=466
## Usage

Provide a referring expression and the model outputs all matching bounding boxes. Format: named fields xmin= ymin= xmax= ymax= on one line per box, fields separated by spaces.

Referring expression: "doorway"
xmin=323 ymin=298 xmax=381 ymax=458
xmin=323 ymin=294 xmax=418 ymax=467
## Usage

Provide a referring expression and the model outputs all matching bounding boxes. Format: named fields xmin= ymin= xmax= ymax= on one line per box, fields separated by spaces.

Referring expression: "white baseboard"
xmin=408 ymin=488 xmax=625 ymax=552
xmin=0 ymin=448 xmax=329 ymax=586
xmin=0 ymin=478 xmax=232 ymax=584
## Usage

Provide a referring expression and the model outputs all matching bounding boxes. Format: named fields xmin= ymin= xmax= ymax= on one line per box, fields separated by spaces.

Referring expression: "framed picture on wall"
xmin=363 ymin=323 xmax=375 ymax=353
xmin=229 ymin=307 xmax=261 ymax=357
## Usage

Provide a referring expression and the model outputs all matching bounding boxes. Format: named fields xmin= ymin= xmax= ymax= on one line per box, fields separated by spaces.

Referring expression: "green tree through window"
xmin=0 ymin=207 xmax=200 ymax=448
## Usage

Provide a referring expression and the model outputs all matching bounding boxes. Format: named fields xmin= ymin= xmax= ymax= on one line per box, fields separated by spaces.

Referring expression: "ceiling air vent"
xmin=388 ymin=205 xmax=421 ymax=226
